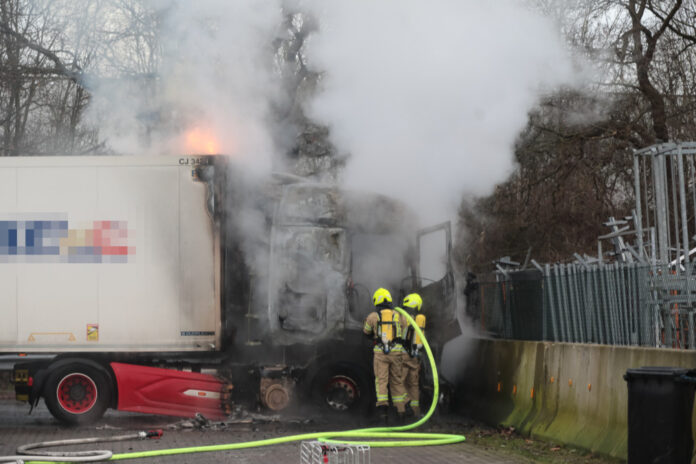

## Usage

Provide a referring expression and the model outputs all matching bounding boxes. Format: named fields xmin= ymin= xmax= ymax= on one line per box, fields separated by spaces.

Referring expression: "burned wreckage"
xmin=4 ymin=155 xmax=458 ymax=423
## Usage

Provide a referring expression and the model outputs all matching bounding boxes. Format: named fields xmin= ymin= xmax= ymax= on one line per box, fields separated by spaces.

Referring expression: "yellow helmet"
xmin=403 ymin=293 xmax=423 ymax=311
xmin=372 ymin=288 xmax=393 ymax=306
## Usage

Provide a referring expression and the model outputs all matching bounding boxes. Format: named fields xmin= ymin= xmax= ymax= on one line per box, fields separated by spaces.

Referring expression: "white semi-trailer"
xmin=0 ymin=155 xmax=221 ymax=353
xmin=2 ymin=155 xmax=459 ymax=424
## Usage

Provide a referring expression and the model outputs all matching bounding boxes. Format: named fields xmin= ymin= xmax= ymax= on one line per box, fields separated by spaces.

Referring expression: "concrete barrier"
xmin=455 ymin=338 xmax=696 ymax=459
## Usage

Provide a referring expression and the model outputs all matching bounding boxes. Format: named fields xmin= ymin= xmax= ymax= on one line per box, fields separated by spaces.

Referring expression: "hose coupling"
xmin=146 ymin=430 xmax=164 ymax=439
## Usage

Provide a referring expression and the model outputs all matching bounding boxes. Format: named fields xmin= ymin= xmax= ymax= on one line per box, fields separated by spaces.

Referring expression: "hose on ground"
xmin=15 ymin=306 xmax=465 ymax=463
xmin=1 ymin=431 xmax=161 ymax=464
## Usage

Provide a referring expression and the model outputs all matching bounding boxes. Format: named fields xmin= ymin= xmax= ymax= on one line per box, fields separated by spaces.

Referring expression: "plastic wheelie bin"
xmin=624 ymin=366 xmax=696 ymax=464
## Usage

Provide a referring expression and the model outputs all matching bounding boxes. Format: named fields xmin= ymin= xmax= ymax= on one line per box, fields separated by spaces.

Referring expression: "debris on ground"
xmin=95 ymin=424 xmax=122 ymax=431
xmin=163 ymin=405 xmax=315 ymax=432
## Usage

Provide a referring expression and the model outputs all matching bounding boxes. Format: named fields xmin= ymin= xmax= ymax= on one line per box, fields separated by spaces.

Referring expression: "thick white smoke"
xmin=85 ymin=1 xmax=283 ymax=173
xmin=84 ymin=0 xmax=582 ymax=221
xmin=302 ymin=0 xmax=583 ymax=225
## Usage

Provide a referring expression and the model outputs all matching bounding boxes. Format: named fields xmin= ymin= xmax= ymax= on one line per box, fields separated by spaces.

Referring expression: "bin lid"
xmin=624 ymin=366 xmax=693 ymax=382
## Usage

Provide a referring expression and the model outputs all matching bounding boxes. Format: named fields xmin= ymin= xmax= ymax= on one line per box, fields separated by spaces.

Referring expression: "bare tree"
xmin=0 ymin=0 xmax=94 ymax=155
xmin=273 ymin=9 xmax=341 ymax=181
xmin=626 ymin=0 xmax=681 ymax=142
xmin=0 ymin=0 xmax=166 ymax=156
xmin=457 ymin=0 xmax=696 ymax=271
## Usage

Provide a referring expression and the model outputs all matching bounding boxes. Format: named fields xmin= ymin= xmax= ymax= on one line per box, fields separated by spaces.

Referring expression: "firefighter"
xmin=401 ymin=292 xmax=426 ymax=417
xmin=363 ymin=287 xmax=408 ymax=424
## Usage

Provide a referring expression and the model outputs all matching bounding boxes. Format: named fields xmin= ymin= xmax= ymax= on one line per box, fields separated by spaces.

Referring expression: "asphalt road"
xmin=0 ymin=400 xmax=538 ymax=464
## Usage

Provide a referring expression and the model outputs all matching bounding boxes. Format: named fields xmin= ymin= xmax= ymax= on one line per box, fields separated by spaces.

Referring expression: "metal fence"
xmin=463 ymin=142 xmax=696 ymax=349
xmin=467 ymin=262 xmax=696 ymax=349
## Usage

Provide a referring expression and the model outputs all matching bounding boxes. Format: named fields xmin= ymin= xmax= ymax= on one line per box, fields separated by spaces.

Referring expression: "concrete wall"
xmin=455 ymin=339 xmax=696 ymax=459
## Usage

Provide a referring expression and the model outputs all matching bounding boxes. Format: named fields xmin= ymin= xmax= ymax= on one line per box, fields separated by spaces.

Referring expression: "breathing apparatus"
xmin=402 ymin=293 xmax=425 ymax=357
xmin=372 ymin=288 xmax=401 ymax=354
xmin=377 ymin=308 xmax=400 ymax=353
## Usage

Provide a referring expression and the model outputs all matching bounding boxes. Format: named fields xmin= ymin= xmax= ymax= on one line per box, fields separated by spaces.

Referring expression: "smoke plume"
xmin=302 ymin=0 xmax=583 ymax=225
xmin=81 ymin=0 xmax=584 ymax=313
xmin=85 ymin=1 xmax=284 ymax=173
xmin=83 ymin=1 xmax=582 ymax=224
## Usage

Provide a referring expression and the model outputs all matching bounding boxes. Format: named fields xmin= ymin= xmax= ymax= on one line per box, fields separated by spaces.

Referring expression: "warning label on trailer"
xmin=87 ymin=324 xmax=99 ymax=341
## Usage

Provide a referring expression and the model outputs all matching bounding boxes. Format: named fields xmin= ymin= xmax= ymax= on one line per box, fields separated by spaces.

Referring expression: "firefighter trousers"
xmin=402 ymin=353 xmax=421 ymax=411
xmin=373 ymin=350 xmax=407 ymax=412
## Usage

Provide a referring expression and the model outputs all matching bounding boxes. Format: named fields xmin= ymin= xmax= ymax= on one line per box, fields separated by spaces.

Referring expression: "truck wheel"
xmin=44 ymin=362 xmax=112 ymax=425
xmin=312 ymin=363 xmax=371 ymax=414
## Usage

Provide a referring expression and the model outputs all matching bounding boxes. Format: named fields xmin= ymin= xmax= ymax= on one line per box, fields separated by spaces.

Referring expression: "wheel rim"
xmin=56 ymin=373 xmax=98 ymax=414
xmin=324 ymin=375 xmax=359 ymax=411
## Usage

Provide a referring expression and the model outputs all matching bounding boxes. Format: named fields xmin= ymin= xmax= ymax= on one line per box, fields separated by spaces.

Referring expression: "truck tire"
xmin=43 ymin=361 xmax=112 ymax=425
xmin=311 ymin=363 xmax=372 ymax=414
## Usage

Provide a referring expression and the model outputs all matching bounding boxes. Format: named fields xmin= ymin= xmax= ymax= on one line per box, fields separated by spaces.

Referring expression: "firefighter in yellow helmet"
xmin=401 ymin=293 xmax=426 ymax=417
xmin=363 ymin=287 xmax=408 ymax=424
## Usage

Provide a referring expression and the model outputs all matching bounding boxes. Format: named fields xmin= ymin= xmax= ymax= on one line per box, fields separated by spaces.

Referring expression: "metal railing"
xmin=467 ymin=262 xmax=696 ymax=349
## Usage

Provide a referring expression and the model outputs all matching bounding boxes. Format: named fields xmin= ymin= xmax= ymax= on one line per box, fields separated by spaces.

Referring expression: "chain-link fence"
xmin=465 ymin=262 xmax=696 ymax=349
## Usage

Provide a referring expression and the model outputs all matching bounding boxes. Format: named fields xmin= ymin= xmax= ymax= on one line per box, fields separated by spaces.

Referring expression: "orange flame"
xmin=184 ymin=127 xmax=220 ymax=155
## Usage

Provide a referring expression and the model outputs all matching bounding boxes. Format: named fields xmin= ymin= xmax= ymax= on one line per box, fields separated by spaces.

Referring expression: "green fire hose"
xmin=21 ymin=307 xmax=465 ymax=463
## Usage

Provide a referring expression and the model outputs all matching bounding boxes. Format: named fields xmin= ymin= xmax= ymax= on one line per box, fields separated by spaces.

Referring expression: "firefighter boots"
xmin=375 ymin=405 xmax=389 ymax=425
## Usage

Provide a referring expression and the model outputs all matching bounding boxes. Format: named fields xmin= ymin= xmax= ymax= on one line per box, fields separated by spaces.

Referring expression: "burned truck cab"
xmin=218 ymin=164 xmax=459 ymax=413
xmin=268 ymin=183 xmax=421 ymax=344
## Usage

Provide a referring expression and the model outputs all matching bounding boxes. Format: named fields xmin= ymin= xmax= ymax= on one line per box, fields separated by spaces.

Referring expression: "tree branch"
xmin=0 ymin=22 xmax=86 ymax=87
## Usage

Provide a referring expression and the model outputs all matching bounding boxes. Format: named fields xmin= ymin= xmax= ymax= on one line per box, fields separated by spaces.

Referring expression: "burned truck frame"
xmin=9 ymin=155 xmax=458 ymax=422
xmin=217 ymin=158 xmax=459 ymax=412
